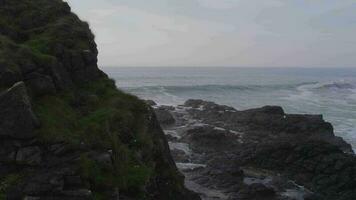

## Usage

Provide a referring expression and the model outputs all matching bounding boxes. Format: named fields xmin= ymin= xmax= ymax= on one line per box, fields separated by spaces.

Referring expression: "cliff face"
xmin=0 ymin=0 xmax=199 ymax=199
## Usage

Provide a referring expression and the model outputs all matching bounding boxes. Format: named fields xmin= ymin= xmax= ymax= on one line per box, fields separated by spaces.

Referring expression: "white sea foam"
xmin=214 ymin=127 xmax=226 ymax=131
xmin=168 ymin=142 xmax=192 ymax=155
xmin=243 ymin=176 xmax=273 ymax=185
xmin=176 ymin=163 xmax=207 ymax=170
xmin=108 ymin=67 xmax=356 ymax=151
xmin=281 ymin=189 xmax=306 ymax=200
xmin=164 ymin=130 xmax=182 ymax=139
xmin=185 ymin=179 xmax=228 ymax=200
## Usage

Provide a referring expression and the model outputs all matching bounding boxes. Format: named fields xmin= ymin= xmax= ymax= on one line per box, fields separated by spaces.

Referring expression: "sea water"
xmin=102 ymin=67 xmax=356 ymax=151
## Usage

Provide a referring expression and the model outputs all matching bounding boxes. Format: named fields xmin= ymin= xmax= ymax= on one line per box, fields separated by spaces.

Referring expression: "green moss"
xmin=34 ymin=93 xmax=80 ymax=143
xmin=25 ymin=38 xmax=51 ymax=54
xmin=33 ymin=78 xmax=154 ymax=198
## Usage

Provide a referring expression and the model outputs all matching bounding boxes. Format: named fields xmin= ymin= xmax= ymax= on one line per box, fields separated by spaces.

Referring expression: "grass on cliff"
xmin=33 ymin=78 xmax=154 ymax=198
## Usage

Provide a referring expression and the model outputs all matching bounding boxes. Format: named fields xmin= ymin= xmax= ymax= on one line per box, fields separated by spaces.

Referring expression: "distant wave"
xmin=123 ymin=82 xmax=318 ymax=93
xmin=316 ymin=82 xmax=355 ymax=90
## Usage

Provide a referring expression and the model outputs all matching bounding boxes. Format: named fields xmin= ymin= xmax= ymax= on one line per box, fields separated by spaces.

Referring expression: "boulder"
xmin=145 ymin=100 xmax=157 ymax=106
xmin=0 ymin=82 xmax=39 ymax=139
xmin=246 ymin=106 xmax=285 ymax=115
xmin=184 ymin=99 xmax=205 ymax=108
xmin=170 ymin=149 xmax=190 ymax=163
xmin=182 ymin=125 xmax=240 ymax=153
xmin=154 ymin=108 xmax=175 ymax=126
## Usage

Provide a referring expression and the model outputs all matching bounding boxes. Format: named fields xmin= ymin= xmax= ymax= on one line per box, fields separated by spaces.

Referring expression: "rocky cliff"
xmin=0 ymin=0 xmax=199 ymax=199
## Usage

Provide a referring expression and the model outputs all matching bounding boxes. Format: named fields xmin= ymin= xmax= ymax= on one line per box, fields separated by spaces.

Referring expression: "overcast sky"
xmin=65 ymin=0 xmax=356 ymax=67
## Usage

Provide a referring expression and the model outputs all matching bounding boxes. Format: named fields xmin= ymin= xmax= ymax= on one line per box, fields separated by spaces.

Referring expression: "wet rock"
xmin=171 ymin=149 xmax=190 ymax=163
xmin=183 ymin=125 xmax=240 ymax=153
xmin=160 ymin=105 xmax=175 ymax=111
xmin=246 ymin=141 xmax=356 ymax=199
xmin=145 ymin=99 xmax=157 ymax=106
xmin=245 ymin=106 xmax=285 ymax=115
xmin=166 ymin=134 xmax=179 ymax=142
xmin=185 ymin=99 xmax=236 ymax=112
xmin=236 ymin=183 xmax=276 ymax=200
xmin=0 ymin=82 xmax=39 ymax=139
xmin=164 ymin=99 xmax=356 ymax=200
xmin=184 ymin=99 xmax=205 ymax=108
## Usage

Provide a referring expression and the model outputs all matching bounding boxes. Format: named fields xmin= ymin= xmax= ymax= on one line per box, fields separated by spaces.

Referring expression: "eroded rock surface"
xmin=159 ymin=99 xmax=356 ymax=200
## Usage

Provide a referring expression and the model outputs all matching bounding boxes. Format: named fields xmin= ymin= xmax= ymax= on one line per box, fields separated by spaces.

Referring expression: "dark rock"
xmin=90 ymin=152 xmax=112 ymax=169
xmin=171 ymin=149 xmax=189 ymax=163
xmin=0 ymin=66 xmax=21 ymax=88
xmin=184 ymin=99 xmax=205 ymax=108
xmin=182 ymin=125 xmax=240 ymax=153
xmin=0 ymin=1 xmax=201 ymax=199
xmin=81 ymin=49 xmax=97 ymax=65
xmin=60 ymin=189 xmax=92 ymax=198
xmin=165 ymin=99 xmax=356 ymax=199
xmin=165 ymin=134 xmax=179 ymax=142
xmin=160 ymin=105 xmax=175 ymax=111
xmin=154 ymin=108 xmax=175 ymax=126
xmin=185 ymin=99 xmax=236 ymax=112
xmin=145 ymin=100 xmax=157 ymax=106
xmin=245 ymin=106 xmax=285 ymax=115
xmin=245 ymin=141 xmax=356 ymax=199
xmin=46 ymin=60 xmax=73 ymax=90
xmin=0 ymin=82 xmax=39 ymax=139
xmin=16 ymin=48 xmax=39 ymax=74
xmin=70 ymin=51 xmax=85 ymax=71
xmin=25 ymin=72 xmax=56 ymax=96
xmin=237 ymin=183 xmax=276 ymax=200
xmin=16 ymin=146 xmax=42 ymax=165
xmin=23 ymin=173 xmax=64 ymax=195
xmin=63 ymin=176 xmax=85 ymax=190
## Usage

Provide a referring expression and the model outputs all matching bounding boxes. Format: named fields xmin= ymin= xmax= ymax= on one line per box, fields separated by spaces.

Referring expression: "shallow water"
xmin=104 ymin=67 xmax=356 ymax=151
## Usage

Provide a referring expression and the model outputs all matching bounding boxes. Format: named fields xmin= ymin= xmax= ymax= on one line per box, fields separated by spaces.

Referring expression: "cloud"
xmin=196 ymin=0 xmax=241 ymax=9
xmin=66 ymin=0 xmax=356 ymax=67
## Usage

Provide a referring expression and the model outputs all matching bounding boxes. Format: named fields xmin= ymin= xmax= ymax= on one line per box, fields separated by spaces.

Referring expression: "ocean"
xmin=102 ymin=67 xmax=356 ymax=151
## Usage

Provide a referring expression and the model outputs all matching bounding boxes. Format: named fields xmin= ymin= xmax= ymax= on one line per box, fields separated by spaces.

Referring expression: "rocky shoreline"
xmin=153 ymin=99 xmax=356 ymax=200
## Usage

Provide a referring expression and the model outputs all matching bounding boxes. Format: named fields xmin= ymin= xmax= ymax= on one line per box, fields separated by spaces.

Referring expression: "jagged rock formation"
xmin=156 ymin=99 xmax=356 ymax=200
xmin=0 ymin=1 xmax=200 ymax=199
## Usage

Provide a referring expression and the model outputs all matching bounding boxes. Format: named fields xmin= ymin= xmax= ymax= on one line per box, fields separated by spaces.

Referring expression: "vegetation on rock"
xmin=0 ymin=0 xmax=199 ymax=199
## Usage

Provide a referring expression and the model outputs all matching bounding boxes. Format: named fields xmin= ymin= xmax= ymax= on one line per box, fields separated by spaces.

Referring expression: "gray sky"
xmin=65 ymin=0 xmax=356 ymax=67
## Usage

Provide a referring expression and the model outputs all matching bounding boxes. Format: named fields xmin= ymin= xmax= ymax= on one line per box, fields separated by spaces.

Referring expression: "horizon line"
xmin=100 ymin=66 xmax=356 ymax=69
